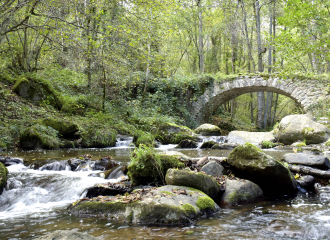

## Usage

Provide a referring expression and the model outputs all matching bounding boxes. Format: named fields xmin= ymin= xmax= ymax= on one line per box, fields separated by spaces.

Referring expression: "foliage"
xmin=261 ymin=141 xmax=275 ymax=149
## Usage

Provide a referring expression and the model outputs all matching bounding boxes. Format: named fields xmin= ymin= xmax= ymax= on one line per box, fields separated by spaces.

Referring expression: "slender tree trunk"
xmin=198 ymin=0 xmax=204 ymax=73
xmin=271 ymin=93 xmax=279 ymax=125
xmin=254 ymin=0 xmax=264 ymax=72
xmin=264 ymin=92 xmax=271 ymax=128
xmin=143 ymin=8 xmax=153 ymax=96
xmin=250 ymin=93 xmax=254 ymax=123
xmin=257 ymin=91 xmax=264 ymax=129
xmin=268 ymin=1 xmax=272 ymax=74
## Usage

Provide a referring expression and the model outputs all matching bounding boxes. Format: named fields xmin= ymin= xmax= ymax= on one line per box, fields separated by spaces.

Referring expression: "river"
xmin=1 ymin=139 xmax=330 ymax=240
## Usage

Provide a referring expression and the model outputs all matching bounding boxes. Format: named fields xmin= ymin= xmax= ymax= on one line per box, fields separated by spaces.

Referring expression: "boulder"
xmin=0 ymin=162 xmax=8 ymax=195
xmin=282 ymin=153 xmax=330 ymax=170
xmin=325 ymin=139 xmax=330 ymax=146
xmin=227 ymin=131 xmax=275 ymax=145
xmin=33 ymin=230 xmax=98 ymax=240
xmin=93 ymin=156 xmax=118 ymax=171
xmin=20 ymin=124 xmax=60 ymax=150
xmin=0 ymin=156 xmax=23 ymax=166
xmin=195 ymin=124 xmax=222 ymax=136
xmin=176 ymin=139 xmax=198 ymax=149
xmin=127 ymin=147 xmax=185 ymax=186
xmin=69 ymin=185 xmax=219 ymax=225
xmin=154 ymin=122 xmax=195 ymax=144
xmin=221 ymin=179 xmax=264 ymax=205
xmin=165 ymin=169 xmax=220 ymax=199
xmin=41 ymin=118 xmax=79 ymax=139
xmin=13 ymin=76 xmax=62 ymax=109
xmin=211 ymin=143 xmax=238 ymax=150
xmin=296 ymin=175 xmax=315 ymax=191
xmin=274 ymin=114 xmax=330 ymax=144
xmin=201 ymin=161 xmax=225 ymax=177
xmin=227 ymin=143 xmax=297 ymax=197
xmin=200 ymin=141 xmax=217 ymax=149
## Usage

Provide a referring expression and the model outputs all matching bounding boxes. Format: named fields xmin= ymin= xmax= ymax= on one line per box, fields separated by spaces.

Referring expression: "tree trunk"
xmin=198 ymin=1 xmax=204 ymax=73
xmin=268 ymin=1 xmax=272 ymax=74
xmin=257 ymin=91 xmax=264 ymax=129
xmin=143 ymin=8 xmax=153 ymax=97
xmin=254 ymin=0 xmax=263 ymax=72
xmin=271 ymin=93 xmax=279 ymax=125
xmin=264 ymin=92 xmax=271 ymax=128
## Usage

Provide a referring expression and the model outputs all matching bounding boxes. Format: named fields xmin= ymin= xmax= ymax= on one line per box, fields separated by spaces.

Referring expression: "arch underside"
xmin=195 ymin=85 xmax=308 ymax=124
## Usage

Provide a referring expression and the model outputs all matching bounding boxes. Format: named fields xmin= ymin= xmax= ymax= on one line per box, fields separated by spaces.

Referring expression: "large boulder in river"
xmin=212 ymin=143 xmax=238 ymax=150
xmin=176 ymin=139 xmax=198 ymax=148
xmin=195 ymin=124 xmax=222 ymax=136
xmin=227 ymin=131 xmax=275 ymax=145
xmin=41 ymin=118 xmax=79 ymax=139
xmin=165 ymin=169 xmax=220 ymax=200
xmin=221 ymin=179 xmax=264 ymax=205
xmin=227 ymin=143 xmax=297 ymax=197
xmin=69 ymin=185 xmax=219 ymax=225
xmin=128 ymin=147 xmax=185 ymax=186
xmin=20 ymin=124 xmax=60 ymax=150
xmin=0 ymin=162 xmax=8 ymax=195
xmin=282 ymin=153 xmax=330 ymax=170
xmin=274 ymin=114 xmax=330 ymax=144
xmin=34 ymin=230 xmax=98 ymax=240
xmin=154 ymin=122 xmax=195 ymax=144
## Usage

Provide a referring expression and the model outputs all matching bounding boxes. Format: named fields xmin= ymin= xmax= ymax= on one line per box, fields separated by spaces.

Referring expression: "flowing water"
xmin=1 ymin=138 xmax=330 ymax=239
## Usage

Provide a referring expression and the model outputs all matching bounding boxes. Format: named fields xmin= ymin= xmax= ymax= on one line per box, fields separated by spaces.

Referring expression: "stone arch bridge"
xmin=190 ymin=75 xmax=329 ymax=124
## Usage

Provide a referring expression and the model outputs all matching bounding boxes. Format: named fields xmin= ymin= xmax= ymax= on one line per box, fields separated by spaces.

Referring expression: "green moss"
xmin=200 ymin=141 xmax=216 ymax=149
xmin=227 ymin=191 xmax=252 ymax=204
xmin=196 ymin=196 xmax=216 ymax=211
xmin=160 ymin=191 xmax=176 ymax=196
xmin=154 ymin=122 xmax=195 ymax=144
xmin=127 ymin=146 xmax=184 ymax=186
xmin=182 ymin=203 xmax=198 ymax=216
xmin=81 ymin=127 xmax=116 ymax=148
xmin=20 ymin=124 xmax=60 ymax=149
xmin=127 ymin=211 xmax=134 ymax=224
xmin=13 ymin=76 xmax=29 ymax=92
xmin=261 ymin=141 xmax=275 ymax=148
xmin=325 ymin=139 xmax=330 ymax=146
xmin=229 ymin=142 xmax=262 ymax=160
xmin=296 ymin=142 xmax=306 ymax=147
xmin=41 ymin=118 xmax=79 ymax=137
xmin=302 ymin=127 xmax=315 ymax=134
xmin=136 ymin=133 xmax=155 ymax=147
xmin=0 ymin=162 xmax=8 ymax=194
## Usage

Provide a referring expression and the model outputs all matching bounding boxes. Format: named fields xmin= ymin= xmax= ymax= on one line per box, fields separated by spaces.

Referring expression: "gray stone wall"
xmin=191 ymin=76 xmax=329 ymax=124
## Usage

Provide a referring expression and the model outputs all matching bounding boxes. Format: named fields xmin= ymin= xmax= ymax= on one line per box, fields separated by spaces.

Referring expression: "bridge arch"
xmin=190 ymin=76 xmax=328 ymax=124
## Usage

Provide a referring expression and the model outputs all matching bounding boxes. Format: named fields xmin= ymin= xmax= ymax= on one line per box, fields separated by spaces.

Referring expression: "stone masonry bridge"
xmin=191 ymin=75 xmax=329 ymax=124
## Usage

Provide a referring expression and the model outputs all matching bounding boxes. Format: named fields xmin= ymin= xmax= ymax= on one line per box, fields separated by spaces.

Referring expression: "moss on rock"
xmin=195 ymin=124 xmax=222 ymax=136
xmin=196 ymin=196 xmax=216 ymax=211
xmin=154 ymin=122 xmax=195 ymax=144
xmin=20 ymin=124 xmax=60 ymax=150
xmin=165 ymin=169 xmax=220 ymax=199
xmin=128 ymin=146 xmax=185 ymax=186
xmin=0 ymin=162 xmax=8 ymax=195
xmin=41 ymin=118 xmax=79 ymax=138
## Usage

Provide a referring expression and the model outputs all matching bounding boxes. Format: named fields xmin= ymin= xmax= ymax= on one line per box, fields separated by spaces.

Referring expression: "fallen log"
xmin=288 ymin=164 xmax=330 ymax=179
xmin=196 ymin=155 xmax=208 ymax=167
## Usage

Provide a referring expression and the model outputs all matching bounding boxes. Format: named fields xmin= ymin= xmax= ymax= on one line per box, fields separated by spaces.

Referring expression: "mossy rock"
xmin=220 ymin=179 xmax=264 ymax=205
xmin=261 ymin=141 xmax=275 ymax=149
xmin=20 ymin=124 xmax=60 ymax=150
xmin=41 ymin=118 xmax=79 ymax=139
xmin=13 ymin=76 xmax=62 ymax=109
xmin=227 ymin=143 xmax=297 ymax=197
xmin=275 ymin=114 xmax=330 ymax=144
xmin=81 ymin=128 xmax=116 ymax=148
xmin=135 ymin=133 xmax=155 ymax=147
xmin=176 ymin=139 xmax=198 ymax=148
xmin=195 ymin=124 xmax=222 ymax=136
xmin=154 ymin=122 xmax=196 ymax=144
xmin=69 ymin=185 xmax=219 ymax=225
xmin=325 ymin=139 xmax=330 ymax=146
xmin=0 ymin=162 xmax=8 ymax=195
xmin=200 ymin=141 xmax=217 ymax=149
xmin=165 ymin=169 xmax=220 ymax=200
xmin=127 ymin=147 xmax=185 ymax=186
